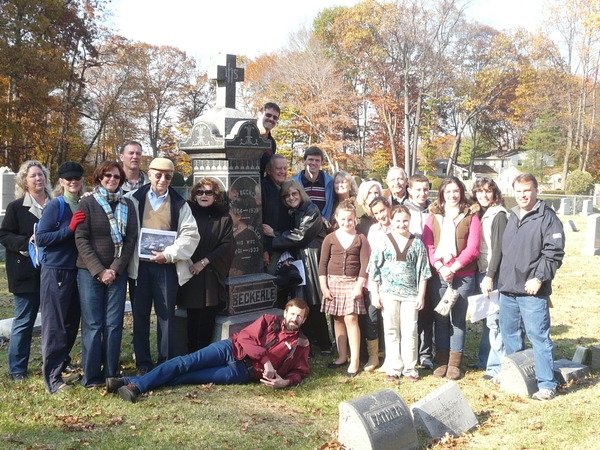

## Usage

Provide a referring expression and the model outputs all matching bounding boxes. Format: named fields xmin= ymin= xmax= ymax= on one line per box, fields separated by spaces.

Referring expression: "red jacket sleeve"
xmin=232 ymin=315 xmax=273 ymax=365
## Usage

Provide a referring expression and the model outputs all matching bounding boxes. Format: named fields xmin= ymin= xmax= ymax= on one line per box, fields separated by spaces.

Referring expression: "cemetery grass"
xmin=0 ymin=215 xmax=599 ymax=449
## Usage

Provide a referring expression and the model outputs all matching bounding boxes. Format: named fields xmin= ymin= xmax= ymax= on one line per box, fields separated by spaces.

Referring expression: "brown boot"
xmin=433 ymin=349 xmax=449 ymax=378
xmin=364 ymin=339 xmax=380 ymax=372
xmin=446 ymin=351 xmax=463 ymax=380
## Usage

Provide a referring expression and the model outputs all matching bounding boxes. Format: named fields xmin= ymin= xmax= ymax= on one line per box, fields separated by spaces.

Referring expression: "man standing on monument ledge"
xmin=498 ymin=173 xmax=565 ymax=401
xmin=105 ymin=299 xmax=311 ymax=402
xmin=258 ymin=102 xmax=281 ymax=178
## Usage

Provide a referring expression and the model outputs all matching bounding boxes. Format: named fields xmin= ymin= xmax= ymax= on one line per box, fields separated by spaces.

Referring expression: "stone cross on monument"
xmin=177 ymin=54 xmax=278 ymax=346
xmin=209 ymin=54 xmax=245 ymax=109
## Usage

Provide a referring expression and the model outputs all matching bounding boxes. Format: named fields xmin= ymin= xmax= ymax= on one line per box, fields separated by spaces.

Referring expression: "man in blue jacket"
xmin=498 ymin=174 xmax=565 ymax=401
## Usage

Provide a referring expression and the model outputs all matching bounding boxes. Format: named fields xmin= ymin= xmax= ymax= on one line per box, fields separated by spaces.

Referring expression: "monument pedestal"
xmin=213 ymin=308 xmax=283 ymax=341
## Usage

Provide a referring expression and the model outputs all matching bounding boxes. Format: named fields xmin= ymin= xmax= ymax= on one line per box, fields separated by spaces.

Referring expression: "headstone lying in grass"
xmin=410 ymin=381 xmax=478 ymax=439
xmin=553 ymin=359 xmax=589 ymax=384
xmin=572 ymin=346 xmax=590 ymax=365
xmin=499 ymin=349 xmax=538 ymax=397
xmin=338 ymin=389 xmax=418 ymax=450
xmin=568 ymin=219 xmax=579 ymax=232
xmin=588 ymin=346 xmax=600 ymax=370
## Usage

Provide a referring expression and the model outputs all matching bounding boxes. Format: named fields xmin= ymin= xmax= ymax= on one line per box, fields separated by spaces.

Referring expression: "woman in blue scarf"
xmin=75 ymin=161 xmax=138 ymax=388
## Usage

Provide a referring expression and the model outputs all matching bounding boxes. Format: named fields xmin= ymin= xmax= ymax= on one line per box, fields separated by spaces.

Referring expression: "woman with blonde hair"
xmin=0 ymin=160 xmax=52 ymax=381
xmin=355 ymin=180 xmax=383 ymax=236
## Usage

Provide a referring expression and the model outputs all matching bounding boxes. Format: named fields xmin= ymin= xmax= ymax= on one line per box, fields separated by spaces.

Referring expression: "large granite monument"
xmin=179 ymin=54 xmax=278 ymax=339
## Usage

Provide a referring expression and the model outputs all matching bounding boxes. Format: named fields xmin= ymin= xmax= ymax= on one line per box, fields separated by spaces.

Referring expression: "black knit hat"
xmin=58 ymin=161 xmax=84 ymax=179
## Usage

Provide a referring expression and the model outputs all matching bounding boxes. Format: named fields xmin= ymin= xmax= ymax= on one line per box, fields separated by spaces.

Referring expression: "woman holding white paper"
xmin=472 ymin=177 xmax=508 ymax=381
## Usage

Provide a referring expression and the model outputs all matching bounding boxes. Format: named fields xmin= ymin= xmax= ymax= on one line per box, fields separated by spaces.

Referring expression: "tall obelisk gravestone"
xmin=179 ymin=54 xmax=278 ymax=339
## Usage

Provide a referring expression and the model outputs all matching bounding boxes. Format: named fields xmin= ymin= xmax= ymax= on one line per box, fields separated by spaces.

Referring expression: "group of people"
xmin=0 ymin=145 xmax=238 ymax=396
xmin=259 ymin=141 xmax=565 ymax=401
xmin=0 ymin=100 xmax=565 ymax=403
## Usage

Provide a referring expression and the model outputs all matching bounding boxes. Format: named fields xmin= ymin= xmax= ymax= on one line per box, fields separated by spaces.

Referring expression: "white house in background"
xmin=496 ymin=166 xmax=523 ymax=195
xmin=546 ymin=172 xmax=563 ymax=190
xmin=473 ymin=150 xmax=555 ymax=173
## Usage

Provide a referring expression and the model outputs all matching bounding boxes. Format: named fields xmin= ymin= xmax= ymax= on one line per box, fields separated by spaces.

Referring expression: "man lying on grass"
xmin=106 ymin=298 xmax=310 ymax=402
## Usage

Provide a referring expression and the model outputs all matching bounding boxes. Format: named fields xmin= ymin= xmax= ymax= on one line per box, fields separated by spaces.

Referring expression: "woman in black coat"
xmin=0 ymin=160 xmax=52 ymax=381
xmin=264 ymin=180 xmax=331 ymax=352
xmin=177 ymin=178 xmax=234 ymax=352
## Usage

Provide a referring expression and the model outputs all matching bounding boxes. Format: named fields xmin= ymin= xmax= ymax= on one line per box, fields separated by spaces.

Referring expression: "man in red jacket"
xmin=106 ymin=298 xmax=310 ymax=402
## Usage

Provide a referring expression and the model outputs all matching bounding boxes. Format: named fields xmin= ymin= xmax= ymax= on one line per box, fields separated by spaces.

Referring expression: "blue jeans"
xmin=124 ymin=339 xmax=250 ymax=393
xmin=132 ymin=262 xmax=178 ymax=370
xmin=8 ymin=292 xmax=40 ymax=376
xmin=78 ymin=268 xmax=127 ymax=386
xmin=432 ymin=275 xmax=475 ymax=353
xmin=499 ymin=293 xmax=556 ymax=391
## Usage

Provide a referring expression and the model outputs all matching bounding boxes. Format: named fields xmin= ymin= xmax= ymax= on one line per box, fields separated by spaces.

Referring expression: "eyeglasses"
xmin=152 ymin=172 xmax=173 ymax=181
xmin=65 ymin=176 xmax=82 ymax=181
xmin=284 ymin=191 xmax=300 ymax=198
xmin=265 ymin=113 xmax=279 ymax=120
xmin=195 ymin=190 xmax=214 ymax=197
xmin=103 ymin=173 xmax=121 ymax=180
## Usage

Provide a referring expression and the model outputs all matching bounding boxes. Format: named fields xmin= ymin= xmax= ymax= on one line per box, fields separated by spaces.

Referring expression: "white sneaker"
xmin=531 ymin=388 xmax=555 ymax=401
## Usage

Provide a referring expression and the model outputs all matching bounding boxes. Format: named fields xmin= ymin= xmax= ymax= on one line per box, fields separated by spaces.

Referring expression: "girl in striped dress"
xmin=319 ymin=200 xmax=370 ymax=377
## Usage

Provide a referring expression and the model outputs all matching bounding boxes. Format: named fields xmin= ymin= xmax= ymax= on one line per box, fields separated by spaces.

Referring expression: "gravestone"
xmin=553 ymin=359 xmax=589 ymax=384
xmin=567 ymin=219 xmax=578 ymax=232
xmin=0 ymin=167 xmax=16 ymax=261
xmin=558 ymin=198 xmax=572 ymax=215
xmin=178 ymin=54 xmax=276 ymax=339
xmin=589 ymin=346 xmax=600 ymax=370
xmin=338 ymin=389 xmax=418 ymax=450
xmin=582 ymin=214 xmax=600 ymax=256
xmin=0 ymin=167 xmax=15 ymax=214
xmin=410 ymin=381 xmax=478 ymax=439
xmin=572 ymin=346 xmax=590 ymax=365
xmin=213 ymin=307 xmax=283 ymax=341
xmin=581 ymin=199 xmax=593 ymax=216
xmin=499 ymin=349 xmax=538 ymax=397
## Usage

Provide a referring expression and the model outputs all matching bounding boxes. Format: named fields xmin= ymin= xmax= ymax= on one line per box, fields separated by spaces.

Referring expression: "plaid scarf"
xmin=93 ymin=186 xmax=128 ymax=258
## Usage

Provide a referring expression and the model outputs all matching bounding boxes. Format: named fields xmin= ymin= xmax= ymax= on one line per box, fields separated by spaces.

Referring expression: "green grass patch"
xmin=1 ymin=215 xmax=599 ymax=449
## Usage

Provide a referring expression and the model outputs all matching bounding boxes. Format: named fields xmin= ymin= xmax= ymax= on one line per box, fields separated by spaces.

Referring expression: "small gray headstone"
xmin=582 ymin=214 xmax=600 ymax=256
xmin=581 ymin=199 xmax=593 ymax=216
xmin=410 ymin=381 xmax=478 ymax=439
xmin=589 ymin=346 xmax=600 ymax=370
xmin=572 ymin=346 xmax=590 ymax=365
xmin=553 ymin=359 xmax=589 ymax=384
xmin=499 ymin=349 xmax=538 ymax=397
xmin=558 ymin=198 xmax=572 ymax=215
xmin=0 ymin=166 xmax=16 ymax=214
xmin=213 ymin=308 xmax=283 ymax=341
xmin=339 ymin=389 xmax=418 ymax=450
xmin=567 ymin=219 xmax=579 ymax=232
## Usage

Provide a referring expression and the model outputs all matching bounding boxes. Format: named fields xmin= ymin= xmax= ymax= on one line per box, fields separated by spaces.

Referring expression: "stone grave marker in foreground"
xmin=338 ymin=389 xmax=418 ymax=450
xmin=553 ymin=359 xmax=589 ymax=384
xmin=499 ymin=349 xmax=538 ymax=397
xmin=410 ymin=381 xmax=478 ymax=439
xmin=572 ymin=346 xmax=590 ymax=365
xmin=589 ymin=346 xmax=600 ymax=370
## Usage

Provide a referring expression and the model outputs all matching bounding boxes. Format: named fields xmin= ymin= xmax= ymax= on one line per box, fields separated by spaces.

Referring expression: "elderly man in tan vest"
xmin=125 ymin=157 xmax=199 ymax=375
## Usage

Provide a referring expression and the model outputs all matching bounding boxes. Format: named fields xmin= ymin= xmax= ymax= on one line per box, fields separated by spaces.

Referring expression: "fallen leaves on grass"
xmin=318 ymin=440 xmax=343 ymax=449
xmin=54 ymin=414 xmax=95 ymax=432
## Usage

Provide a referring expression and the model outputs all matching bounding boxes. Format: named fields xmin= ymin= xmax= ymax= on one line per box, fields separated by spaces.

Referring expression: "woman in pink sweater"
xmin=422 ymin=177 xmax=481 ymax=380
